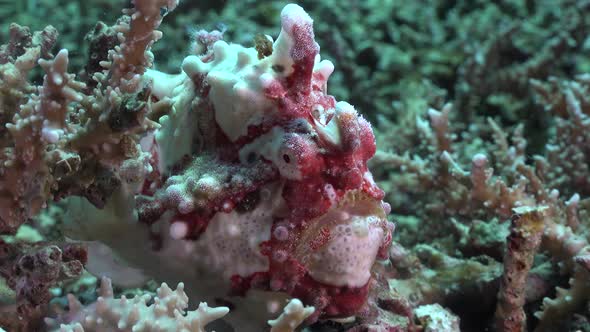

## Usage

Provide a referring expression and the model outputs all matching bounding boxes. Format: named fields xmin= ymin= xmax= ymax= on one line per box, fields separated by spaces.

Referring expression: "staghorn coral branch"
xmin=0 ymin=48 xmax=85 ymax=234
xmin=105 ymin=0 xmax=179 ymax=94
xmin=37 ymin=49 xmax=86 ymax=143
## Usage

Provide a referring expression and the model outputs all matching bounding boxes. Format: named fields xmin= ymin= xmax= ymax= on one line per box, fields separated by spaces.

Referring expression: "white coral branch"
xmin=46 ymin=277 xmax=229 ymax=332
xmin=268 ymin=299 xmax=315 ymax=332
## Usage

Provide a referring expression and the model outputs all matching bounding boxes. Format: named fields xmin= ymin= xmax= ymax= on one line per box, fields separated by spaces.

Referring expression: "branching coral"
xmin=268 ymin=299 xmax=315 ymax=332
xmin=0 ymin=23 xmax=61 ymax=233
xmin=0 ymin=0 xmax=180 ymax=329
xmin=46 ymin=277 xmax=229 ymax=332
xmin=0 ymin=0 xmax=177 ymax=234
xmin=372 ymin=82 xmax=590 ymax=330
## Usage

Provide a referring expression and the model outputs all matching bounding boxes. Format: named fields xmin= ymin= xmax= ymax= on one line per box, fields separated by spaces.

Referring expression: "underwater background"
xmin=1 ymin=0 xmax=590 ymax=331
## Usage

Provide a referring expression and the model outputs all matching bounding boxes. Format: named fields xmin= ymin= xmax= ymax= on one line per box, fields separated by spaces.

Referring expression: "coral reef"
xmin=2 ymin=0 xmax=590 ymax=331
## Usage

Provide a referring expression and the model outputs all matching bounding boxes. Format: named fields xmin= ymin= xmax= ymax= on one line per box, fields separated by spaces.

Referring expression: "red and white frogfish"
xmin=66 ymin=3 xmax=394 ymax=328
